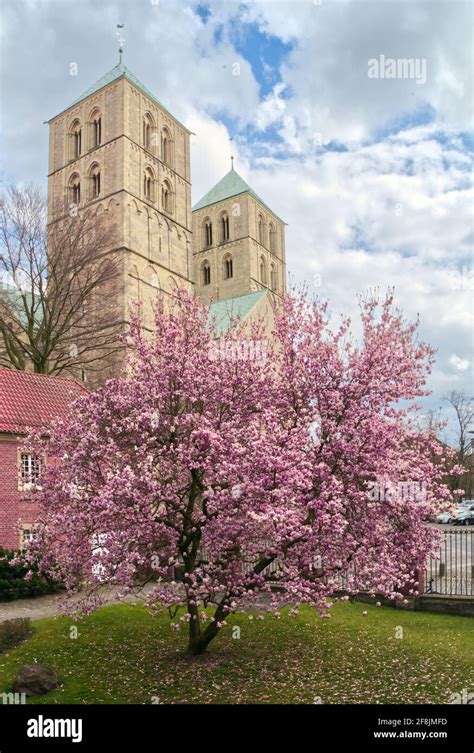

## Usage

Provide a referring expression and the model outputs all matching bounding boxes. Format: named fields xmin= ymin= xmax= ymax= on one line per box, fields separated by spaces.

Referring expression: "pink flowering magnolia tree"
xmin=25 ymin=290 xmax=456 ymax=654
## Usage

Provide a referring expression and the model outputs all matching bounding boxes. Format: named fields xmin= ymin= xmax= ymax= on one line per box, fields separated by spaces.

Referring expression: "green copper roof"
xmin=48 ymin=61 xmax=190 ymax=133
xmin=209 ymin=289 xmax=267 ymax=336
xmin=193 ymin=167 xmax=285 ymax=223
xmin=0 ymin=282 xmax=35 ymax=328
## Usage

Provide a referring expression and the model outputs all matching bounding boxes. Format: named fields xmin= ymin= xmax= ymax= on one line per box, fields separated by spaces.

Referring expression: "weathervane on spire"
xmin=117 ymin=24 xmax=125 ymax=64
xmin=230 ymin=136 xmax=234 ymax=170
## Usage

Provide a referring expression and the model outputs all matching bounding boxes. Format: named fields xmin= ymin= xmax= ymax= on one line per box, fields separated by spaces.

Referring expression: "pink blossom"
xmin=22 ymin=289 xmax=455 ymax=655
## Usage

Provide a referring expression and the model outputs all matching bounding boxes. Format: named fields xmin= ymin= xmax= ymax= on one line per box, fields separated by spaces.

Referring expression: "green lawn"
xmin=0 ymin=601 xmax=472 ymax=704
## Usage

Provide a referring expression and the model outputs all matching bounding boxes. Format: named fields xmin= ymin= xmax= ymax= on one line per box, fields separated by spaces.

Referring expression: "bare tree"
xmin=444 ymin=390 xmax=474 ymax=497
xmin=0 ymin=185 xmax=123 ymax=379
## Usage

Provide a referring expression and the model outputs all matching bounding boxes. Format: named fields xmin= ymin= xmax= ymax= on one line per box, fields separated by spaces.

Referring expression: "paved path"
xmin=0 ymin=584 xmax=156 ymax=623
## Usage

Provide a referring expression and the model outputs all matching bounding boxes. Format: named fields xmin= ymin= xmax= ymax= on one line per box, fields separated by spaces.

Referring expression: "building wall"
xmin=192 ymin=193 xmax=286 ymax=303
xmin=0 ymin=435 xmax=37 ymax=551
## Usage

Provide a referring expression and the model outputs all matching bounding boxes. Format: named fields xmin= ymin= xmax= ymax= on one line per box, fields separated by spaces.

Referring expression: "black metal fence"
xmin=424 ymin=529 xmax=474 ymax=596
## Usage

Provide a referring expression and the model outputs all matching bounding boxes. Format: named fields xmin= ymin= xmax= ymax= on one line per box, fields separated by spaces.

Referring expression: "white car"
xmin=436 ymin=506 xmax=470 ymax=524
xmin=436 ymin=511 xmax=453 ymax=524
xmin=452 ymin=508 xmax=474 ymax=525
xmin=449 ymin=506 xmax=474 ymax=523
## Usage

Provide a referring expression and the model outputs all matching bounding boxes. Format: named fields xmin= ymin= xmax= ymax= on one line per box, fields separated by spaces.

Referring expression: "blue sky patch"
xmin=228 ymin=18 xmax=294 ymax=96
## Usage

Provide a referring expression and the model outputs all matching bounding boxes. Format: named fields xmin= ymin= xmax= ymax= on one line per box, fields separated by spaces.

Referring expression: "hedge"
xmin=0 ymin=547 xmax=57 ymax=601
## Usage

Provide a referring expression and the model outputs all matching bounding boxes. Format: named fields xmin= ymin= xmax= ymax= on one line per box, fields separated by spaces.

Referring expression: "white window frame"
xmin=19 ymin=452 xmax=42 ymax=491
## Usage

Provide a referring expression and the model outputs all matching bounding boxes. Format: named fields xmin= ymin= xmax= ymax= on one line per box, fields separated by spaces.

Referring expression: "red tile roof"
xmin=0 ymin=368 xmax=87 ymax=435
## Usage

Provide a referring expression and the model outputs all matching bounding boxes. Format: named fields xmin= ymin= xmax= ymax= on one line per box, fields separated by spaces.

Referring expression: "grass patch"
xmin=0 ymin=601 xmax=472 ymax=704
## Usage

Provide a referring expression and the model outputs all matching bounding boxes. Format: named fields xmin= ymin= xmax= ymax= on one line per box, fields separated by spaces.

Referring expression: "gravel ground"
xmin=0 ymin=583 xmax=157 ymax=623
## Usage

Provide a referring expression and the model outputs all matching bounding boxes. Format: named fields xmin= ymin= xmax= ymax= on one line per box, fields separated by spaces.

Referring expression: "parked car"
xmin=453 ymin=510 xmax=474 ymax=526
xmin=435 ymin=511 xmax=454 ymax=524
xmin=452 ymin=505 xmax=474 ymax=521
xmin=435 ymin=505 xmax=474 ymax=524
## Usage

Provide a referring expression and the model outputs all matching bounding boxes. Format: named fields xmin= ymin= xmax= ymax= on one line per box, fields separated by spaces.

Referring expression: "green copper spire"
xmin=48 ymin=62 xmax=190 ymax=134
xmin=192 ymin=166 xmax=285 ymax=223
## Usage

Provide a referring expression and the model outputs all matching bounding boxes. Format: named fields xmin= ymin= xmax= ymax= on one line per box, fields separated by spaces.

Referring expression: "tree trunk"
xmin=187 ymin=603 xmax=202 ymax=654
xmin=187 ymin=621 xmax=221 ymax=656
xmin=186 ymin=600 xmax=227 ymax=656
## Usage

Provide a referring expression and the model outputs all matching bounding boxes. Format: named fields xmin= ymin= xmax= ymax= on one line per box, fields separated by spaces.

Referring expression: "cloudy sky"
xmin=0 ymin=0 xmax=472 ymax=441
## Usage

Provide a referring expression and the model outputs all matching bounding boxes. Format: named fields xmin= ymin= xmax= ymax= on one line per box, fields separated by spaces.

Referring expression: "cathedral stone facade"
xmin=47 ymin=60 xmax=286 ymax=384
xmin=192 ymin=167 xmax=286 ymax=303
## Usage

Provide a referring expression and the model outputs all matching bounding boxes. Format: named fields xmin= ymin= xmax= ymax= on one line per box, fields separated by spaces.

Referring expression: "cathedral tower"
xmin=192 ymin=164 xmax=286 ymax=303
xmin=47 ymin=58 xmax=194 ymax=383
xmin=46 ymin=56 xmax=288 ymax=384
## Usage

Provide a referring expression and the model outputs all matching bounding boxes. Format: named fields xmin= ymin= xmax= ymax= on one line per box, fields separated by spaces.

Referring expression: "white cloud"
xmin=224 ymin=0 xmax=473 ymax=144
xmin=230 ymin=124 xmax=473 ymax=405
xmin=254 ymin=83 xmax=287 ymax=131
xmin=448 ymin=354 xmax=471 ymax=372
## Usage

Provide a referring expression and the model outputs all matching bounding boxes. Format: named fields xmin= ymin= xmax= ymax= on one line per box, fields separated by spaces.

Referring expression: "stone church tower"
xmin=46 ymin=58 xmax=286 ymax=383
xmin=192 ymin=164 xmax=286 ymax=303
xmin=47 ymin=59 xmax=193 ymax=356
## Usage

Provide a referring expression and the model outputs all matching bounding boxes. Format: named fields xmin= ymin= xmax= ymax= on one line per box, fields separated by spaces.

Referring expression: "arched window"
xmin=88 ymin=163 xmax=101 ymax=200
xmin=260 ymin=255 xmax=267 ymax=285
xmin=68 ymin=173 xmax=81 ymax=206
xmin=203 ymin=218 xmax=213 ymax=248
xmin=69 ymin=120 xmax=82 ymax=160
xmin=143 ymin=167 xmax=155 ymax=202
xmin=270 ymin=263 xmax=277 ymax=291
xmin=269 ymin=222 xmax=276 ymax=253
xmin=161 ymin=127 xmax=172 ymax=165
xmin=202 ymin=260 xmax=211 ymax=286
xmin=143 ymin=113 xmax=155 ymax=151
xmin=223 ymin=254 xmax=233 ymax=280
xmin=258 ymin=215 xmax=265 ymax=246
xmin=162 ymin=180 xmax=172 ymax=213
xmin=89 ymin=109 xmax=102 ymax=149
xmin=220 ymin=212 xmax=230 ymax=243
